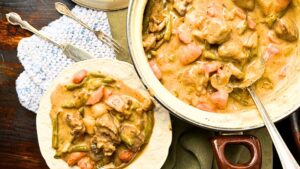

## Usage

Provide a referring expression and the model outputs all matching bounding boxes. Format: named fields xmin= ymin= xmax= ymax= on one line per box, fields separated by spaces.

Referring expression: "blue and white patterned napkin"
xmin=16 ymin=6 xmax=116 ymax=112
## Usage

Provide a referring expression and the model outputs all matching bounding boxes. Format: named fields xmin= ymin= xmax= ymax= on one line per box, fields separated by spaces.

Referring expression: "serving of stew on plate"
xmin=143 ymin=0 xmax=299 ymax=112
xmin=50 ymin=69 xmax=154 ymax=169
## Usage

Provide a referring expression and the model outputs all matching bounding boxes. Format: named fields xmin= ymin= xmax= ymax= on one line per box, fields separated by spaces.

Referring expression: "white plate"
xmin=72 ymin=0 xmax=129 ymax=10
xmin=36 ymin=58 xmax=172 ymax=169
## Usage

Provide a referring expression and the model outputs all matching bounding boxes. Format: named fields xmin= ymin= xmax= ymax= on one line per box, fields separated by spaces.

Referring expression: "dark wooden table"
xmin=0 ymin=0 xmax=299 ymax=169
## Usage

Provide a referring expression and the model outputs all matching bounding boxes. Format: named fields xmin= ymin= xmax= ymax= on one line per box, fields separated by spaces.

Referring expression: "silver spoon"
xmin=6 ymin=12 xmax=93 ymax=62
xmin=231 ymin=57 xmax=299 ymax=169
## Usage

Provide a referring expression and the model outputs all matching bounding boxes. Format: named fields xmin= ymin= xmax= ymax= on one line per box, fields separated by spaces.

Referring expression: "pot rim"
xmin=126 ymin=0 xmax=300 ymax=131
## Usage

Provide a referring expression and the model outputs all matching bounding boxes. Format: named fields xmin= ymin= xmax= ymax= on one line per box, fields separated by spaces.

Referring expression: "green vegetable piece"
xmin=230 ymin=89 xmax=253 ymax=106
xmin=52 ymin=112 xmax=60 ymax=149
xmin=164 ymin=13 xmax=173 ymax=41
xmin=102 ymin=77 xmax=116 ymax=83
xmin=150 ymin=50 xmax=158 ymax=56
xmin=79 ymin=107 xmax=85 ymax=117
xmin=95 ymin=156 xmax=111 ymax=168
xmin=130 ymin=102 xmax=140 ymax=111
xmin=90 ymin=71 xmax=105 ymax=78
xmin=144 ymin=112 xmax=154 ymax=143
xmin=61 ymin=102 xmax=76 ymax=108
xmin=87 ymin=78 xmax=103 ymax=90
xmin=203 ymin=51 xmax=219 ymax=60
xmin=54 ymin=152 xmax=62 ymax=159
xmin=265 ymin=13 xmax=278 ymax=28
xmin=65 ymin=77 xmax=88 ymax=91
xmin=116 ymin=113 xmax=124 ymax=121
xmin=68 ymin=145 xmax=90 ymax=152
xmin=154 ymin=38 xmax=165 ymax=50
xmin=65 ymin=83 xmax=83 ymax=91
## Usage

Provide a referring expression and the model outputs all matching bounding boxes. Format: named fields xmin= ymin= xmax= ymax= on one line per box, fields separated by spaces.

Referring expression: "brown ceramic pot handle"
xmin=210 ymin=135 xmax=262 ymax=169
xmin=290 ymin=112 xmax=300 ymax=151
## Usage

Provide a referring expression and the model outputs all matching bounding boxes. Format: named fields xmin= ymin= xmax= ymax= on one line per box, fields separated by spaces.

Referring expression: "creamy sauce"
xmin=143 ymin=0 xmax=299 ymax=112
xmin=50 ymin=71 xmax=154 ymax=168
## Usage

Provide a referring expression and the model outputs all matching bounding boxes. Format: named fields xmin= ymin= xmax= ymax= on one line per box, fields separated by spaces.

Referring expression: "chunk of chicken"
xmin=148 ymin=10 xmax=166 ymax=33
xmin=274 ymin=17 xmax=299 ymax=42
xmin=91 ymin=133 xmax=117 ymax=156
xmin=193 ymin=17 xmax=231 ymax=44
xmin=218 ymin=38 xmax=248 ymax=60
xmin=178 ymin=63 xmax=210 ymax=94
xmin=105 ymin=95 xmax=130 ymax=113
xmin=173 ymin=0 xmax=192 ymax=16
xmin=96 ymin=113 xmax=120 ymax=134
xmin=242 ymin=32 xmax=258 ymax=49
xmin=91 ymin=113 xmax=121 ymax=157
xmin=143 ymin=34 xmax=156 ymax=51
xmin=66 ymin=113 xmax=86 ymax=136
xmin=120 ymin=123 xmax=145 ymax=152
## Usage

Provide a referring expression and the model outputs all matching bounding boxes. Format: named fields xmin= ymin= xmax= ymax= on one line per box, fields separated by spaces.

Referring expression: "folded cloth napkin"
xmin=16 ymin=5 xmax=115 ymax=112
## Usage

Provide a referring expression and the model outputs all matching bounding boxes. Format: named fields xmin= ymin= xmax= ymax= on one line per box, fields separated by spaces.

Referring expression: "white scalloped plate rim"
xmin=72 ymin=0 xmax=129 ymax=11
xmin=36 ymin=58 xmax=172 ymax=169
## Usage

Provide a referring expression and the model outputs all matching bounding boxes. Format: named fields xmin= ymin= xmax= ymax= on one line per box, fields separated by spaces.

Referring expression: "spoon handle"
xmin=247 ymin=87 xmax=300 ymax=169
xmin=55 ymin=2 xmax=93 ymax=32
xmin=6 ymin=12 xmax=62 ymax=48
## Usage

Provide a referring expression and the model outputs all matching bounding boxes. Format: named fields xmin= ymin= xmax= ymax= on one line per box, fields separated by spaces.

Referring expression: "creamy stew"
xmin=50 ymin=69 xmax=154 ymax=169
xmin=143 ymin=0 xmax=299 ymax=112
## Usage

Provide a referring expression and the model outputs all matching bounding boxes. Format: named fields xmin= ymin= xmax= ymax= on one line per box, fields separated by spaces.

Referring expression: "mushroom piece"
xmin=210 ymin=67 xmax=233 ymax=93
xmin=257 ymin=0 xmax=291 ymax=16
xmin=274 ymin=17 xmax=299 ymax=42
xmin=232 ymin=0 xmax=255 ymax=11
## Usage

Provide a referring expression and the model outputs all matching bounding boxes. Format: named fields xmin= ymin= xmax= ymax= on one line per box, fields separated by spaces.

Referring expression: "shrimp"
xmin=179 ymin=44 xmax=203 ymax=65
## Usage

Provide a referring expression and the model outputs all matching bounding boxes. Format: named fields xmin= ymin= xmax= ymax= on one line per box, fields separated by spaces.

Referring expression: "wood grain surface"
xmin=0 ymin=1 xmax=74 ymax=168
xmin=0 ymin=0 xmax=298 ymax=169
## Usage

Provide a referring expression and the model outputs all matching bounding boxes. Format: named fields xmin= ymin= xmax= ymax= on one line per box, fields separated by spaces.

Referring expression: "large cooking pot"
xmin=127 ymin=0 xmax=300 ymax=168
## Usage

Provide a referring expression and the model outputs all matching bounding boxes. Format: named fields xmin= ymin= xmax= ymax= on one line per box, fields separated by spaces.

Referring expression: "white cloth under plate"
xmin=16 ymin=6 xmax=116 ymax=112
